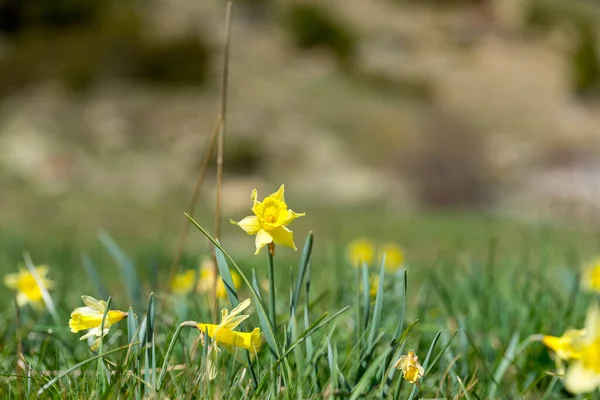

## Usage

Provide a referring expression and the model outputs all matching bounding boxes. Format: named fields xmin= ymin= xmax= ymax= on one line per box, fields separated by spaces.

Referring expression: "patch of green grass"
xmin=0 ymin=206 xmax=599 ymax=398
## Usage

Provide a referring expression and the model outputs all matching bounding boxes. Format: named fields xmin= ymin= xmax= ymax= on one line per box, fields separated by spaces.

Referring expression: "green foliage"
xmin=571 ymin=21 xmax=600 ymax=98
xmin=0 ymin=215 xmax=598 ymax=398
xmin=282 ymin=2 xmax=357 ymax=69
xmin=126 ymin=33 xmax=211 ymax=87
xmin=0 ymin=1 xmax=211 ymax=96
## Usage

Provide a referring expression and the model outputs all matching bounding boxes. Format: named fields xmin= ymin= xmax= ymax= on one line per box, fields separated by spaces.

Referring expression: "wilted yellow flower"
xmin=394 ymin=350 xmax=424 ymax=384
xmin=196 ymin=298 xmax=262 ymax=380
xmin=581 ymin=258 xmax=600 ymax=293
xmin=171 ymin=269 xmax=196 ymax=295
xmin=231 ymin=185 xmax=305 ymax=255
xmin=69 ymin=296 xmax=128 ymax=351
xmin=196 ymin=258 xmax=243 ymax=299
xmin=378 ymin=242 xmax=405 ymax=272
xmin=4 ymin=265 xmax=54 ymax=306
xmin=564 ymin=303 xmax=600 ymax=394
xmin=346 ymin=239 xmax=375 ymax=267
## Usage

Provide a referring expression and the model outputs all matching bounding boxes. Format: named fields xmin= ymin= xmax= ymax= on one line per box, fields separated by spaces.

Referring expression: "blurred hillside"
xmin=2 ymin=0 xmax=600 ymax=243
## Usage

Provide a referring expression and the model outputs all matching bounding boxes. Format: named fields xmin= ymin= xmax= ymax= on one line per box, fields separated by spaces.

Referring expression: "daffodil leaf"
xmin=81 ymin=254 xmax=108 ymax=301
xmin=215 ymin=242 xmax=239 ymax=307
xmin=291 ymin=232 xmax=313 ymax=316
xmin=98 ymin=230 xmax=141 ymax=308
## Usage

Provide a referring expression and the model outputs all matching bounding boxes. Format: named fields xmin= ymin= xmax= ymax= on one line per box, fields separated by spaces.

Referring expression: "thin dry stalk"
xmin=167 ymin=115 xmax=222 ymax=288
xmin=212 ymin=1 xmax=233 ymax=323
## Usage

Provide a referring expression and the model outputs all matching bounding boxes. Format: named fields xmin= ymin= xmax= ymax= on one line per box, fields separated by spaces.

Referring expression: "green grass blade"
xmin=81 ymin=254 xmax=108 ymax=300
xmin=367 ymin=258 xmax=385 ymax=348
xmin=488 ymin=332 xmax=519 ymax=399
xmin=97 ymin=230 xmax=141 ymax=307
xmin=349 ymin=347 xmax=394 ymax=400
xmin=457 ymin=376 xmax=474 ymax=400
xmin=361 ymin=263 xmax=370 ymax=333
xmin=215 ymin=242 xmax=240 ymax=306
xmin=37 ymin=344 xmax=135 ymax=395
xmin=291 ymin=232 xmax=313 ymax=316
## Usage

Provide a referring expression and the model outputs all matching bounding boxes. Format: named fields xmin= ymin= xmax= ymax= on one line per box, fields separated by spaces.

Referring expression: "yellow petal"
xmin=81 ymin=296 xmax=107 ymax=312
xmin=255 ymin=229 xmax=273 ymax=255
xmin=270 ymin=226 xmax=296 ymax=250
xmin=171 ymin=269 xmax=196 ymax=295
xmin=378 ymin=243 xmax=405 ymax=272
xmin=584 ymin=302 xmax=600 ymax=339
xmin=3 ymin=273 xmax=19 ymax=289
xmin=347 ymin=239 xmax=375 ymax=267
xmin=231 ymin=216 xmax=261 ymax=235
xmin=565 ymin=360 xmax=600 ymax=393
xmin=282 ymin=209 xmax=305 ymax=226
xmin=251 ymin=189 xmax=263 ymax=216
xmin=269 ymin=184 xmax=285 ymax=203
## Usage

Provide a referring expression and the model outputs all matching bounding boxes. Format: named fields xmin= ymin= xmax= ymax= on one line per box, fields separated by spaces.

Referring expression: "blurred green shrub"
xmin=0 ymin=0 xmax=107 ymax=35
xmin=571 ymin=21 xmax=600 ymax=98
xmin=125 ymin=33 xmax=211 ymax=87
xmin=236 ymin=0 xmax=272 ymax=22
xmin=0 ymin=1 xmax=212 ymax=96
xmin=525 ymin=0 xmax=600 ymax=99
xmin=282 ymin=2 xmax=357 ymax=69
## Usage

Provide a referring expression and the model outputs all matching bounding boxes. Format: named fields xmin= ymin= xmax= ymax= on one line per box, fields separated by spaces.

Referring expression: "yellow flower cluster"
xmin=170 ymin=258 xmax=242 ymax=299
xmin=346 ymin=239 xmax=405 ymax=272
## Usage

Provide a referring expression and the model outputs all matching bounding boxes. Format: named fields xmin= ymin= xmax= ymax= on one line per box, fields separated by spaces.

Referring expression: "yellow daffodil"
xmin=69 ymin=296 xmax=128 ymax=351
xmin=196 ymin=298 xmax=262 ymax=380
xmin=581 ymin=258 xmax=600 ymax=293
xmin=543 ymin=329 xmax=586 ymax=374
xmin=4 ymin=265 xmax=54 ymax=306
xmin=196 ymin=258 xmax=243 ymax=299
xmin=231 ymin=184 xmax=305 ymax=255
xmin=564 ymin=302 xmax=600 ymax=394
xmin=394 ymin=350 xmax=425 ymax=384
xmin=346 ymin=239 xmax=375 ymax=267
xmin=171 ymin=269 xmax=196 ymax=295
xmin=378 ymin=242 xmax=405 ymax=272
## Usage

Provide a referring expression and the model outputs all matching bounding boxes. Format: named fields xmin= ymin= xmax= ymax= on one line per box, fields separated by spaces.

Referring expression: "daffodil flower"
xmin=394 ymin=350 xmax=425 ymax=384
xmin=4 ymin=265 xmax=54 ymax=306
xmin=378 ymin=242 xmax=405 ymax=272
xmin=581 ymin=258 xmax=600 ymax=293
xmin=231 ymin=184 xmax=305 ymax=255
xmin=346 ymin=238 xmax=375 ymax=267
xmin=171 ymin=269 xmax=197 ymax=295
xmin=69 ymin=296 xmax=128 ymax=351
xmin=564 ymin=302 xmax=600 ymax=394
xmin=196 ymin=298 xmax=262 ymax=380
xmin=542 ymin=329 xmax=586 ymax=373
xmin=196 ymin=257 xmax=243 ymax=299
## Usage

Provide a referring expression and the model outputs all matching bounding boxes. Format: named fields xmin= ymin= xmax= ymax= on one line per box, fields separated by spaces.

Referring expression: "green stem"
xmin=156 ymin=321 xmax=198 ymax=391
xmin=267 ymin=248 xmax=277 ymax=330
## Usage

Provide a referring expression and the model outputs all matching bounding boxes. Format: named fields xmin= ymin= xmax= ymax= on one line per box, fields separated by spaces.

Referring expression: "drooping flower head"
xmin=196 ymin=298 xmax=262 ymax=380
xmin=231 ymin=185 xmax=305 ymax=255
xmin=582 ymin=258 xmax=600 ymax=293
xmin=564 ymin=302 xmax=600 ymax=394
xmin=346 ymin=238 xmax=375 ymax=267
xmin=543 ymin=329 xmax=586 ymax=374
xmin=378 ymin=242 xmax=405 ymax=272
xmin=171 ymin=269 xmax=197 ymax=295
xmin=69 ymin=296 xmax=128 ymax=351
xmin=394 ymin=350 xmax=425 ymax=384
xmin=4 ymin=265 xmax=54 ymax=306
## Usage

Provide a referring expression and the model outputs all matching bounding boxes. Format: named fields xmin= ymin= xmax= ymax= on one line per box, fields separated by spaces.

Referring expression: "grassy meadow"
xmin=2 ymin=200 xmax=600 ymax=399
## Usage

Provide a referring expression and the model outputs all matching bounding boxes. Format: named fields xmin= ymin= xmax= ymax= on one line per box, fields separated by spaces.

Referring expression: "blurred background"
xmin=2 ymin=0 xmax=600 ymax=265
